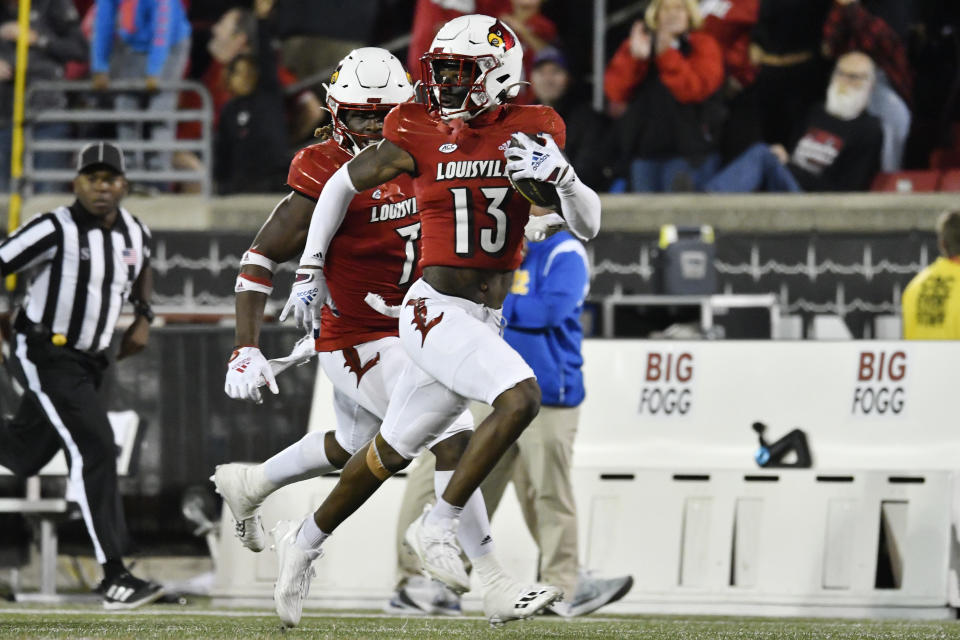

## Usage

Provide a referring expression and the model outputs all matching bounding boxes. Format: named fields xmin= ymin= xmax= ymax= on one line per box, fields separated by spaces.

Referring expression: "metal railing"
xmin=23 ymin=79 xmax=214 ymax=197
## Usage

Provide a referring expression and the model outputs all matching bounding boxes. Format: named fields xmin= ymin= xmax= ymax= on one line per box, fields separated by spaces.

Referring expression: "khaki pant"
xmin=394 ymin=403 xmax=581 ymax=596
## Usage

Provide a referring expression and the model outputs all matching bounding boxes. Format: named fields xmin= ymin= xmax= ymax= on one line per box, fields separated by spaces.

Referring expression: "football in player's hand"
xmin=506 ymin=135 xmax=562 ymax=210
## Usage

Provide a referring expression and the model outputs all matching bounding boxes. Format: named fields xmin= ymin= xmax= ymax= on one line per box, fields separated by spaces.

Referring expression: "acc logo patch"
xmin=372 ymin=189 xmax=382 ymax=199
xmin=438 ymin=143 xmax=458 ymax=153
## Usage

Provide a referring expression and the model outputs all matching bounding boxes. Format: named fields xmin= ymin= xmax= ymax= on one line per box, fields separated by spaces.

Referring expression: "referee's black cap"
xmin=77 ymin=141 xmax=125 ymax=176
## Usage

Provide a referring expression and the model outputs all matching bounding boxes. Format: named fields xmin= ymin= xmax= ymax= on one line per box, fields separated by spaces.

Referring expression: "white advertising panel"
xmin=576 ymin=341 xmax=960 ymax=470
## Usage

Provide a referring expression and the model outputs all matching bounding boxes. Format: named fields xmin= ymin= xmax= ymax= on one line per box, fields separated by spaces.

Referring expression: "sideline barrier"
xmin=213 ymin=340 xmax=959 ymax=616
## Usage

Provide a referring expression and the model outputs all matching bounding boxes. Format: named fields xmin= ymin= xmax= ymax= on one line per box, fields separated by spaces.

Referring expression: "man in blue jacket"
xmin=389 ymin=229 xmax=633 ymax=617
xmin=90 ymin=0 xmax=191 ymax=172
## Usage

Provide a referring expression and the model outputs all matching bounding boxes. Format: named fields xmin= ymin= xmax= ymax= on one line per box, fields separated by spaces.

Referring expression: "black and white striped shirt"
xmin=0 ymin=203 xmax=152 ymax=354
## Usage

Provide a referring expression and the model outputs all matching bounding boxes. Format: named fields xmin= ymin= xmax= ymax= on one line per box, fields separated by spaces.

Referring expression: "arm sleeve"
xmin=557 ymin=176 xmax=601 ymax=241
xmin=91 ymin=0 xmax=117 ymax=73
xmin=0 ymin=214 xmax=58 ymax=276
xmin=656 ymin=33 xmax=725 ymax=103
xmin=603 ymin=38 xmax=650 ymax=104
xmin=503 ymin=250 xmax=589 ymax=330
xmin=145 ymin=0 xmax=175 ymax=77
xmin=300 ymin=164 xmax=359 ymax=267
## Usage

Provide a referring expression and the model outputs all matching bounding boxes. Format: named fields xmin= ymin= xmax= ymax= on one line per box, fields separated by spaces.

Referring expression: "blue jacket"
xmin=92 ymin=0 xmax=191 ymax=77
xmin=503 ymin=231 xmax=590 ymax=407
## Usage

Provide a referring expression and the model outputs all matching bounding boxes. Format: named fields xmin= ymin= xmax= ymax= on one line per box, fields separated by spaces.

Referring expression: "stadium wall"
xmin=213 ymin=340 xmax=960 ymax=618
xmin=6 ymin=193 xmax=949 ymax=337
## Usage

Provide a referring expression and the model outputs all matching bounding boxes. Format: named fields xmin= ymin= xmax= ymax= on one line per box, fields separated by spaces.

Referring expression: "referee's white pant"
xmin=0 ymin=332 xmax=128 ymax=564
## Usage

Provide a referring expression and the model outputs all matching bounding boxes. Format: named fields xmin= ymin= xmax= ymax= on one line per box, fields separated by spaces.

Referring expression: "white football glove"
xmin=504 ymin=132 xmax=575 ymax=189
xmin=225 ymin=346 xmax=278 ymax=404
xmin=267 ymin=334 xmax=318 ymax=378
xmin=279 ymin=267 xmax=338 ymax=335
xmin=524 ymin=212 xmax=566 ymax=242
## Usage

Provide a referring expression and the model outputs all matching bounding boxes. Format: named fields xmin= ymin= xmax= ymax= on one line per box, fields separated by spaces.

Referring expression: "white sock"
xmin=294 ymin=514 xmax=328 ymax=559
xmin=472 ymin=552 xmax=505 ymax=587
xmin=427 ymin=495 xmax=464 ymax=525
xmin=262 ymin=431 xmax=335 ymax=487
xmin=433 ymin=470 xmax=495 ymax=560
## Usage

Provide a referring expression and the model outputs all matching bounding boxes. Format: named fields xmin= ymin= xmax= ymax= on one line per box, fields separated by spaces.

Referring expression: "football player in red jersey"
xmin=279 ymin=14 xmax=601 ymax=625
xmin=216 ymin=47 xmax=546 ymax=628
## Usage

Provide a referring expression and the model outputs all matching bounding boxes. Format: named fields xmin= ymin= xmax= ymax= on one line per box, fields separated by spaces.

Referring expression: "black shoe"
xmin=99 ymin=571 xmax=164 ymax=610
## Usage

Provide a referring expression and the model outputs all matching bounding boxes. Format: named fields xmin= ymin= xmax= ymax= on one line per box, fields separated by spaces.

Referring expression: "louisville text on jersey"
xmin=369 ymin=196 xmax=417 ymax=223
xmin=435 ymin=159 xmax=509 ymax=181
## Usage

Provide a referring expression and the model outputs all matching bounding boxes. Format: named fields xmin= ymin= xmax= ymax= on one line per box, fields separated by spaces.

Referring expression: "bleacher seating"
xmin=939 ymin=169 xmax=960 ymax=192
xmin=870 ymin=170 xmax=942 ymax=193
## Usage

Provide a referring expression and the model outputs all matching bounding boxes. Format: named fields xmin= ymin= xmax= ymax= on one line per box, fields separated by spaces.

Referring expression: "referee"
xmin=0 ymin=142 xmax=162 ymax=609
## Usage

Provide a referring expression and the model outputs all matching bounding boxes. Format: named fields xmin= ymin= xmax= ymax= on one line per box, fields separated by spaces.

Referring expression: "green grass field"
xmin=2 ymin=605 xmax=960 ymax=640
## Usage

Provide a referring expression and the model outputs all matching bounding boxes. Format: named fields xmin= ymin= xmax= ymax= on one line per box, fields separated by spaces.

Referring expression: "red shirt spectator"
xmin=700 ymin=0 xmax=758 ymax=88
xmin=604 ymin=0 xmax=725 ymax=192
xmin=605 ymin=27 xmax=723 ymax=108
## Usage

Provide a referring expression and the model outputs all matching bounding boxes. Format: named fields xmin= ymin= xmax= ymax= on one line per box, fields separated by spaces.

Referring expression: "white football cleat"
xmin=272 ymin=519 xmax=320 ymax=628
xmin=211 ymin=464 xmax=266 ymax=552
xmin=392 ymin=575 xmax=463 ymax=616
xmin=404 ymin=505 xmax=470 ymax=594
xmin=548 ymin=572 xmax=633 ymax=617
xmin=483 ymin=575 xmax=563 ymax=627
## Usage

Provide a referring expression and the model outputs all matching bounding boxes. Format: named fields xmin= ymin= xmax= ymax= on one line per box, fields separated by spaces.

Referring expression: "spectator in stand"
xmin=213 ymin=0 xmax=289 ymax=194
xmin=0 ymin=0 xmax=87 ymax=193
xmin=530 ymin=47 xmax=608 ymax=190
xmin=406 ymin=0 xmax=510 ymax=82
xmin=203 ymin=6 xmax=324 ymax=144
xmin=822 ymin=0 xmax=913 ymax=171
xmin=902 ymin=211 xmax=960 ymax=340
xmin=699 ymin=0 xmax=760 ymax=160
xmin=604 ymin=0 xmax=725 ymax=192
xmin=90 ymin=0 xmax=192 ymax=173
xmin=750 ymin=0 xmax=832 ymax=148
xmin=497 ymin=0 xmax=557 ymax=103
xmin=705 ymin=52 xmax=882 ymax=192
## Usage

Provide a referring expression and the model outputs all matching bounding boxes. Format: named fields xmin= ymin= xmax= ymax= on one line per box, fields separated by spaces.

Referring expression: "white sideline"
xmin=0 ymin=608 xmax=625 ymax=623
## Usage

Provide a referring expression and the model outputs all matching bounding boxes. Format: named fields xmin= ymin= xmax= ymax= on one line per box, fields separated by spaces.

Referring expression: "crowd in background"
xmin=1 ymin=0 xmax=959 ymax=194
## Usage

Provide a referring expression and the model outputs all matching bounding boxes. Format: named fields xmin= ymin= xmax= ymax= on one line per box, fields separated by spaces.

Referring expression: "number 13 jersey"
xmin=383 ymin=103 xmax=566 ymax=272
xmin=288 ymin=140 xmax=420 ymax=351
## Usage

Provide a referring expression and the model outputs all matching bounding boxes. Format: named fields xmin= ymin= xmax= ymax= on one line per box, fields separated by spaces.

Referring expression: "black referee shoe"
xmin=99 ymin=572 xmax=165 ymax=610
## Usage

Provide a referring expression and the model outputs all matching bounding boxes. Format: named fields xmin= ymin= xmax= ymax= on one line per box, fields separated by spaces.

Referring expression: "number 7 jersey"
xmin=383 ymin=103 xmax=566 ymax=272
xmin=287 ymin=140 xmax=420 ymax=351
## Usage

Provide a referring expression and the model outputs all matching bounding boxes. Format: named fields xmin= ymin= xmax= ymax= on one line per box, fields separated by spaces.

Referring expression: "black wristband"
xmin=131 ymin=299 xmax=155 ymax=323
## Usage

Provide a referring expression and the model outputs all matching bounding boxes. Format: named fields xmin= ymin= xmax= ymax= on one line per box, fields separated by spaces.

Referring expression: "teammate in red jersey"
xmin=218 ymin=49 xmax=447 ymax=558
xmin=279 ymin=13 xmax=601 ymax=624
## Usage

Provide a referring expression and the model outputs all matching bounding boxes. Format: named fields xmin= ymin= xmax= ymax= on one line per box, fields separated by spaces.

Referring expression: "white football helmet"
xmin=420 ymin=14 xmax=524 ymax=120
xmin=324 ymin=47 xmax=415 ymax=154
